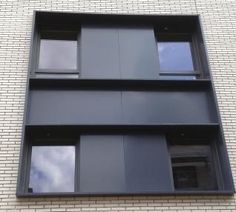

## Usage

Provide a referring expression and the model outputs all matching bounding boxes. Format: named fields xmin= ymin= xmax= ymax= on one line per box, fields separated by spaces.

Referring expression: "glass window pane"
xmin=38 ymin=39 xmax=77 ymax=70
xmin=158 ymin=42 xmax=194 ymax=71
xmin=159 ymin=75 xmax=197 ymax=80
xmin=29 ymin=146 xmax=75 ymax=193
xmin=170 ymin=144 xmax=218 ymax=190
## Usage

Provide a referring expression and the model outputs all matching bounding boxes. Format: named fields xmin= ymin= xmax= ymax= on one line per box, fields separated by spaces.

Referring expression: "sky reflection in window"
xmin=29 ymin=146 xmax=75 ymax=193
xmin=158 ymin=42 xmax=194 ymax=71
xmin=159 ymin=75 xmax=196 ymax=80
xmin=39 ymin=39 xmax=77 ymax=70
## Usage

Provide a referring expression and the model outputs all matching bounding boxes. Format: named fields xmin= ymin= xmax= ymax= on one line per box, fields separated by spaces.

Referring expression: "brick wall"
xmin=0 ymin=0 xmax=235 ymax=211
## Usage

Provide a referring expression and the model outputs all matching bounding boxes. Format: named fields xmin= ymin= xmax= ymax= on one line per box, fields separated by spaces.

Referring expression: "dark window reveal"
xmin=173 ymin=166 xmax=198 ymax=189
xmin=169 ymin=142 xmax=218 ymax=191
xmin=29 ymin=146 xmax=75 ymax=193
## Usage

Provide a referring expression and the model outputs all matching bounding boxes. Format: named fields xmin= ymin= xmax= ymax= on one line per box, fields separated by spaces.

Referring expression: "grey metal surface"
xmin=81 ymin=25 xmax=159 ymax=79
xmin=123 ymin=91 xmax=217 ymax=124
xmin=81 ymin=26 xmax=120 ymax=78
xmin=28 ymin=90 xmax=217 ymax=125
xmin=124 ymin=135 xmax=173 ymax=192
xmin=79 ymin=135 xmax=125 ymax=192
xmin=119 ymin=27 xmax=159 ymax=79
xmin=28 ymin=90 xmax=122 ymax=125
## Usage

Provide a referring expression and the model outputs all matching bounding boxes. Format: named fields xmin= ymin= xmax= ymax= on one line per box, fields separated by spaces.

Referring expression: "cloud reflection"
xmin=29 ymin=146 xmax=75 ymax=193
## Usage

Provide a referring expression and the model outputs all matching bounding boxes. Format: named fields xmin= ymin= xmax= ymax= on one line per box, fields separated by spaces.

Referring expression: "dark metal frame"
xmin=16 ymin=11 xmax=235 ymax=197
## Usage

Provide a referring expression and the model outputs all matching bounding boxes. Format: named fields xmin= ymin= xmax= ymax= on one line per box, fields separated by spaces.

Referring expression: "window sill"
xmin=16 ymin=190 xmax=235 ymax=198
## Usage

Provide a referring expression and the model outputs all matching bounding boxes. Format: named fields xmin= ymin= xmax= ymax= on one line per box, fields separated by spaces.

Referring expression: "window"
xmin=34 ymin=29 xmax=80 ymax=77
xmin=158 ymin=41 xmax=194 ymax=72
xmin=29 ymin=145 xmax=75 ymax=193
xmin=156 ymin=30 xmax=203 ymax=79
xmin=38 ymin=32 xmax=77 ymax=70
xmin=169 ymin=138 xmax=218 ymax=191
xmin=25 ymin=137 xmax=79 ymax=194
xmin=17 ymin=12 xmax=234 ymax=197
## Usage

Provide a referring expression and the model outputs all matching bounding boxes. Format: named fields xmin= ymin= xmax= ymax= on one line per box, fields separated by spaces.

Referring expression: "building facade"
xmin=0 ymin=0 xmax=236 ymax=211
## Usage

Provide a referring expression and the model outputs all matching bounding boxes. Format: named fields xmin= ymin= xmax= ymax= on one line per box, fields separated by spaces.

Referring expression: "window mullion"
xmin=74 ymin=138 xmax=80 ymax=192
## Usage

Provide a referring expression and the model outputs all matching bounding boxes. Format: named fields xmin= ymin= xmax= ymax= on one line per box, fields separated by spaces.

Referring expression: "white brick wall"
xmin=0 ymin=0 xmax=235 ymax=211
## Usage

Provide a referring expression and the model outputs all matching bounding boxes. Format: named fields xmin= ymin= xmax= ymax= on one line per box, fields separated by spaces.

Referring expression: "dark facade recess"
xmin=16 ymin=11 xmax=234 ymax=197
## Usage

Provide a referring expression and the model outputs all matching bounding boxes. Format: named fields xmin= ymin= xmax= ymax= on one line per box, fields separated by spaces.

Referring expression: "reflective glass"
xmin=159 ymin=75 xmax=196 ymax=80
xmin=29 ymin=146 xmax=75 ymax=193
xmin=158 ymin=42 xmax=194 ymax=71
xmin=170 ymin=144 xmax=217 ymax=190
xmin=39 ymin=39 xmax=77 ymax=70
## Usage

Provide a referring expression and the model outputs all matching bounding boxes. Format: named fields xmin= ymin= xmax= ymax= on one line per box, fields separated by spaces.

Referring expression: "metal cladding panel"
xmin=79 ymin=135 xmax=125 ymax=192
xmin=27 ymin=90 xmax=122 ymax=125
xmin=217 ymin=140 xmax=235 ymax=191
xmin=123 ymin=91 xmax=217 ymax=124
xmin=28 ymin=90 xmax=216 ymax=125
xmin=81 ymin=26 xmax=120 ymax=78
xmin=119 ymin=27 xmax=159 ymax=79
xmin=81 ymin=25 xmax=159 ymax=79
xmin=124 ymin=135 xmax=173 ymax=192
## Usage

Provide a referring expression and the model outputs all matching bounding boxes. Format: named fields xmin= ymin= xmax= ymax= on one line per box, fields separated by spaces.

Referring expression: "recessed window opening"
xmin=158 ymin=41 xmax=194 ymax=71
xmin=156 ymin=33 xmax=199 ymax=80
xmin=28 ymin=145 xmax=75 ymax=193
xmin=38 ymin=31 xmax=78 ymax=71
xmin=169 ymin=139 xmax=218 ymax=191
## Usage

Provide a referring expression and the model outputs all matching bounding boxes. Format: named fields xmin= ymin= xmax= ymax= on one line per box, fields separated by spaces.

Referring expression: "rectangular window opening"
xmin=37 ymin=30 xmax=79 ymax=74
xmin=28 ymin=145 xmax=76 ymax=193
xmin=169 ymin=138 xmax=218 ymax=191
xmin=156 ymin=33 xmax=200 ymax=80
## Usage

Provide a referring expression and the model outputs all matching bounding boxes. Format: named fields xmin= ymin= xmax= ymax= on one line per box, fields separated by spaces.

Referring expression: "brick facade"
xmin=0 ymin=0 xmax=235 ymax=211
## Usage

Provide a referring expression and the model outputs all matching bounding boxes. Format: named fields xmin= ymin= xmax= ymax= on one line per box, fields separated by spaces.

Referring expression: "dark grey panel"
xmin=123 ymin=91 xmax=217 ymax=124
xmin=80 ymin=135 xmax=125 ymax=192
xmin=28 ymin=90 xmax=122 ymax=125
xmin=217 ymin=141 xmax=235 ymax=191
xmin=119 ymin=27 xmax=159 ymax=79
xmin=28 ymin=90 xmax=216 ymax=125
xmin=81 ymin=26 xmax=120 ymax=78
xmin=124 ymin=135 xmax=173 ymax=192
